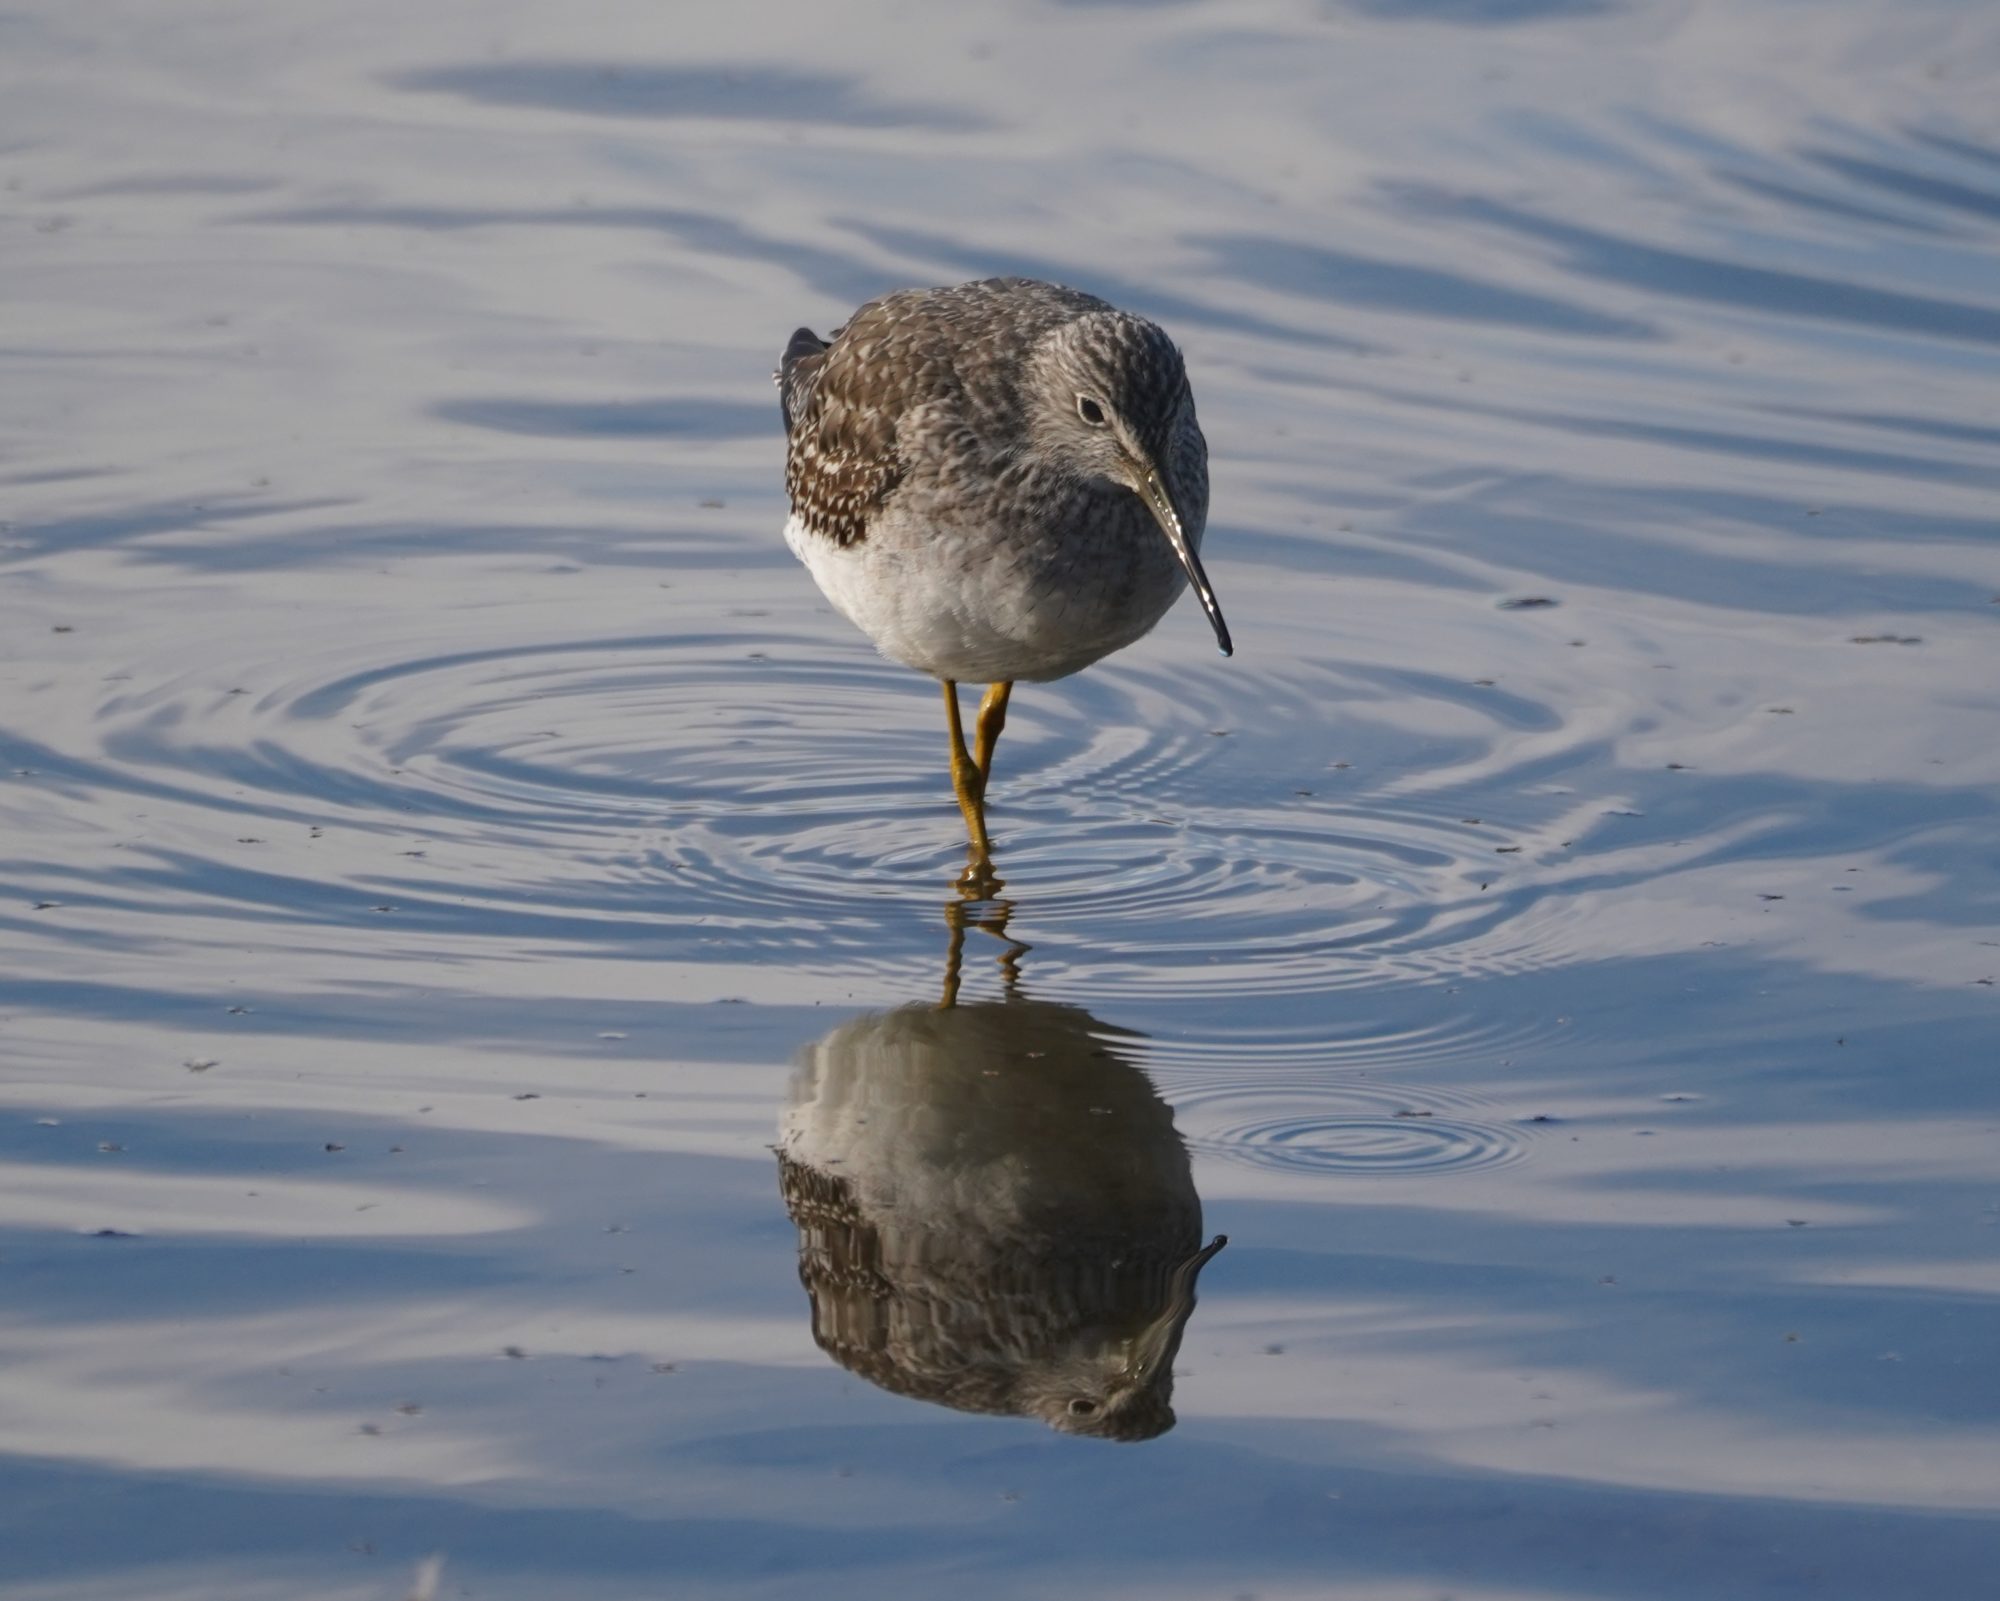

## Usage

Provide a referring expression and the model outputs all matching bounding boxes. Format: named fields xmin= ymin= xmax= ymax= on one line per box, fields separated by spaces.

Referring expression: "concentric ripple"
xmin=1175 ymin=1081 xmax=1534 ymax=1178
xmin=38 ymin=588 xmax=1592 ymax=994
xmin=1133 ymin=1012 xmax=1571 ymax=1079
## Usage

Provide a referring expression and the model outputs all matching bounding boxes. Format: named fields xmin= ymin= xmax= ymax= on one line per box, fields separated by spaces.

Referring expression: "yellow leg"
xmin=942 ymin=680 xmax=992 ymax=860
xmin=973 ymin=680 xmax=1012 ymax=781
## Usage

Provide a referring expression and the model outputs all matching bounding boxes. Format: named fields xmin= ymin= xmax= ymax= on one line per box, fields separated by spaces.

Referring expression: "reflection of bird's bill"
xmin=1136 ymin=467 xmax=1231 ymax=657
xmin=1123 ymin=1232 xmax=1228 ymax=1382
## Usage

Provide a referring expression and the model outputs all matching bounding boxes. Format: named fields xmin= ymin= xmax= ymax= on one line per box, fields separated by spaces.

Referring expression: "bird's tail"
xmin=776 ymin=326 xmax=830 ymax=436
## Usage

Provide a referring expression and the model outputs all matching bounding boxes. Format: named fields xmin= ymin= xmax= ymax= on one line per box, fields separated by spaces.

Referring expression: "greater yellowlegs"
xmin=777 ymin=277 xmax=1230 ymax=871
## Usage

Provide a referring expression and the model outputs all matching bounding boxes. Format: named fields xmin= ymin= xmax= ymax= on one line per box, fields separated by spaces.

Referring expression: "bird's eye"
xmin=1067 ymin=1397 xmax=1100 ymax=1417
xmin=1076 ymin=395 xmax=1107 ymax=427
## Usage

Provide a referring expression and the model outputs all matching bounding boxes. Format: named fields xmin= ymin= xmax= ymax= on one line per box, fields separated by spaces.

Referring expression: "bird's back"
xmin=779 ymin=278 xmax=1113 ymax=548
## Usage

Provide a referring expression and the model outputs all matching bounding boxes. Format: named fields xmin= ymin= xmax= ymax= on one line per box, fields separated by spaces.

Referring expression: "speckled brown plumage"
xmin=779 ymin=278 xmax=1182 ymax=551
xmin=780 ymin=1151 xmax=1208 ymax=1438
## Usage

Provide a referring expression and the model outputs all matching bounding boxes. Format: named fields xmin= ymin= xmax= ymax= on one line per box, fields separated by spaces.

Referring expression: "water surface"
xmin=3 ymin=1 xmax=1998 ymax=1596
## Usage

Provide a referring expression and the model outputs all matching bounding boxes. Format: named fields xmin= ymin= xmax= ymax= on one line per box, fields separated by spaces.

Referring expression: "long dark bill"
xmin=1123 ymin=1233 xmax=1230 ymax=1382
xmin=1136 ymin=469 xmax=1233 ymax=657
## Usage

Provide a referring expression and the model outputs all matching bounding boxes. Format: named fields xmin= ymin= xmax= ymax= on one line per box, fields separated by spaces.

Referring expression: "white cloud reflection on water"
xmin=3 ymin=0 xmax=1999 ymax=1596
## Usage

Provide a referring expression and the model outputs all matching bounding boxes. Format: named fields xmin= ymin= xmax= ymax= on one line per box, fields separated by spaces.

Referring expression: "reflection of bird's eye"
xmin=1076 ymin=395 xmax=1106 ymax=426
xmin=1067 ymin=1397 xmax=1101 ymax=1417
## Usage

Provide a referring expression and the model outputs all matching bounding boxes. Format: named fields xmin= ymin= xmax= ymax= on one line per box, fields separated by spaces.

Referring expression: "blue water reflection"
xmin=1395 ymin=185 xmax=2000 ymax=346
xmin=3 ymin=0 xmax=1999 ymax=1595
xmin=393 ymin=63 xmax=995 ymax=130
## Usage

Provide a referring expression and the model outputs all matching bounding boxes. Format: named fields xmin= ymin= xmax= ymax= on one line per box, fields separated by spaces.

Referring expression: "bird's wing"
xmin=781 ymin=313 xmax=910 ymax=548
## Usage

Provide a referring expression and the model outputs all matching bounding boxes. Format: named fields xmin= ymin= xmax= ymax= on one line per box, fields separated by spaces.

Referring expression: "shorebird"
xmin=778 ymin=277 xmax=1230 ymax=872
xmin=780 ymin=991 xmax=1226 ymax=1439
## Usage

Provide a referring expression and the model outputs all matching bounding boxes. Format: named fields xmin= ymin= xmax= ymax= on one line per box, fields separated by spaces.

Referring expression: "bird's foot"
xmin=956 ymin=849 xmax=1005 ymax=901
xmin=948 ymin=761 xmax=994 ymax=861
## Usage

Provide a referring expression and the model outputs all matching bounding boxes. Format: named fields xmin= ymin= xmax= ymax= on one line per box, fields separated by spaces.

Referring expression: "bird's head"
xmin=1027 ymin=311 xmax=1231 ymax=655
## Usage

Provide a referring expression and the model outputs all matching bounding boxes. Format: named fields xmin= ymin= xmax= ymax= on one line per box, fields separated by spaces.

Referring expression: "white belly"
xmin=784 ymin=509 xmax=1189 ymax=684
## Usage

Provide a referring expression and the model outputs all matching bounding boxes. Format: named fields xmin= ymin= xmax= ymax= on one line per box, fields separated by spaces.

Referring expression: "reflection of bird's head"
xmin=1020 ymin=1355 xmax=1178 ymax=1443
xmin=1015 ymin=1231 xmax=1227 ymax=1442
xmin=778 ymin=996 xmax=1222 ymax=1440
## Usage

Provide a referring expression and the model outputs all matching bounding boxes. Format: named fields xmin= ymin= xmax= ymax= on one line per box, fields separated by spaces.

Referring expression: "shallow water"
xmin=4 ymin=0 xmax=1999 ymax=1595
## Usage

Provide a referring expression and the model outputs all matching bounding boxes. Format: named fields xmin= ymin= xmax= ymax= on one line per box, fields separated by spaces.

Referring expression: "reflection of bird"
xmin=777 ymin=278 xmax=1231 ymax=876
xmin=778 ymin=995 xmax=1224 ymax=1441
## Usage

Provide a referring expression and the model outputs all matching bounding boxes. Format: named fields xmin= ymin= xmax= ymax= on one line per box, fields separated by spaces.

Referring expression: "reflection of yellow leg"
xmin=941 ymin=896 xmax=968 ymax=1009
xmin=938 ymin=889 xmax=1028 ymax=1010
xmin=984 ymin=899 xmax=1029 ymax=999
xmin=974 ymin=680 xmax=1012 ymax=782
xmin=942 ymin=680 xmax=991 ymax=859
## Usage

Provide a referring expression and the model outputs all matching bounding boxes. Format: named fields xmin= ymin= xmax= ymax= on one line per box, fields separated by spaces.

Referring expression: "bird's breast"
xmin=786 ymin=481 xmax=1194 ymax=684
